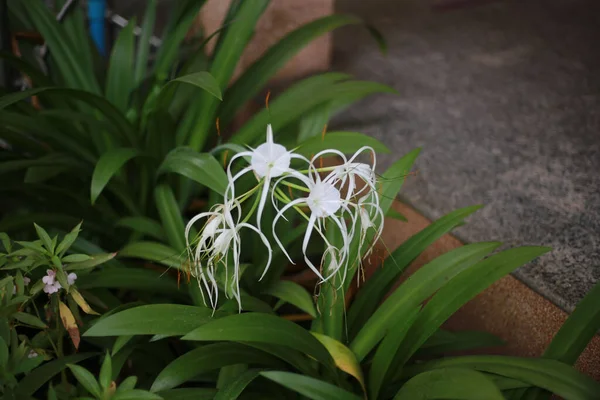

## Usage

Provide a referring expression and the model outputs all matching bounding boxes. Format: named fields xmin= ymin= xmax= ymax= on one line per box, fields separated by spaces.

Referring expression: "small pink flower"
xmin=28 ymin=350 xmax=38 ymax=359
xmin=42 ymin=270 xmax=61 ymax=294
xmin=42 ymin=270 xmax=56 ymax=285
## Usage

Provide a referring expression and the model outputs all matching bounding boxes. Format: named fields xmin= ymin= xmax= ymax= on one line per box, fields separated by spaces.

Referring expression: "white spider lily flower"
xmin=272 ymin=173 xmax=352 ymax=282
xmin=224 ymin=124 xmax=308 ymax=228
xmin=328 ymin=146 xmax=378 ymax=201
xmin=185 ymin=201 xmax=272 ymax=310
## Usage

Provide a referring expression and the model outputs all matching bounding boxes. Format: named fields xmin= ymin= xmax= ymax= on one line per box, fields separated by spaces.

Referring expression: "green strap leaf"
xmin=182 ymin=313 xmax=334 ymax=367
xmin=157 ymin=148 xmax=228 ymax=195
xmin=154 ymin=184 xmax=187 ymax=251
xmin=151 ymin=343 xmax=284 ymax=392
xmin=369 ymin=307 xmax=420 ymax=400
xmin=67 ymin=364 xmax=102 ymax=398
xmin=347 ymin=205 xmax=482 ymax=337
xmin=296 ymin=131 xmax=390 ymax=156
xmin=260 ymin=371 xmax=362 ymax=400
xmin=231 ymin=77 xmax=395 ymax=147
xmin=153 ymin=1 xmax=207 ymax=76
xmin=161 ymin=72 xmax=222 ymax=102
xmin=91 ymin=148 xmax=140 ymax=204
xmin=24 ymin=0 xmax=100 ymax=94
xmin=118 ymin=241 xmax=183 ymax=269
xmin=116 ymin=217 xmax=167 ymax=242
xmin=184 ymin=0 xmax=270 ymax=151
xmin=219 ymin=14 xmax=362 ymax=123
xmin=350 ymin=242 xmax=501 ymax=361
xmin=214 ymin=369 xmax=262 ymax=400
xmin=134 ymin=0 xmax=157 ymax=86
xmin=263 ymin=280 xmax=317 ymax=318
xmin=76 ymin=267 xmax=182 ymax=297
xmin=106 ymin=18 xmax=136 ymax=111
xmin=393 ymin=247 xmax=550 ymax=372
xmin=158 ymin=388 xmax=217 ymax=400
xmin=402 ymin=356 xmax=600 ymax=400
xmin=394 ymin=368 xmax=504 ymax=400
xmin=16 ymin=353 xmax=97 ymax=396
xmin=84 ymin=304 xmax=216 ymax=337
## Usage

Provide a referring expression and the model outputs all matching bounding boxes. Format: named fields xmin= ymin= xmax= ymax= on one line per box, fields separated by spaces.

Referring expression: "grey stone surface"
xmin=332 ymin=0 xmax=600 ymax=311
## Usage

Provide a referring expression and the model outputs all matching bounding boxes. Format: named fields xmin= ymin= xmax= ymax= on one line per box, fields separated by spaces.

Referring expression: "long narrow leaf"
xmin=183 ymin=0 xmax=270 ymax=150
xmin=90 ymin=148 xmax=139 ymax=204
xmin=154 ymin=184 xmax=187 ymax=251
xmin=296 ymin=131 xmax=390 ymax=156
xmin=394 ymin=368 xmax=504 ymax=400
xmin=347 ymin=205 xmax=482 ymax=337
xmin=182 ymin=313 xmax=334 ymax=367
xmin=350 ymin=242 xmax=501 ymax=361
xmin=106 ymin=18 xmax=136 ymax=111
xmin=261 ymin=371 xmax=362 ymax=400
xmin=119 ymin=241 xmax=184 ymax=269
xmin=150 ymin=343 xmax=284 ymax=392
xmin=219 ymin=14 xmax=361 ymax=123
xmin=134 ymin=0 xmax=157 ymax=86
xmin=402 ymin=356 xmax=600 ymax=400
xmin=393 ymin=246 xmax=550 ymax=372
xmin=263 ymin=281 xmax=317 ymax=318
xmin=157 ymin=148 xmax=228 ymax=195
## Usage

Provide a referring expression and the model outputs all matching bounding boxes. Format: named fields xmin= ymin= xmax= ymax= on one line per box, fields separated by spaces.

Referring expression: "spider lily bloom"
xmin=185 ymin=201 xmax=272 ymax=310
xmin=328 ymin=146 xmax=378 ymax=202
xmin=272 ymin=171 xmax=353 ymax=282
xmin=224 ymin=124 xmax=309 ymax=228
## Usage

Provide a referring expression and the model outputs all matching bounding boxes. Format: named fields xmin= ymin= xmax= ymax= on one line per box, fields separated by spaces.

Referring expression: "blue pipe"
xmin=87 ymin=0 xmax=106 ymax=56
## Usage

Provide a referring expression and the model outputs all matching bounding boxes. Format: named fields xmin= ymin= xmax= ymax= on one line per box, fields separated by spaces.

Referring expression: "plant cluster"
xmin=0 ymin=1 xmax=599 ymax=400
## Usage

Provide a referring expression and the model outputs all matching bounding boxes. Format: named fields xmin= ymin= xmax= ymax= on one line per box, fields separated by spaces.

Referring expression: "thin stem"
xmin=241 ymin=190 xmax=261 ymax=224
xmin=279 ymin=180 xmax=310 ymax=193
xmin=274 ymin=188 xmax=310 ymax=222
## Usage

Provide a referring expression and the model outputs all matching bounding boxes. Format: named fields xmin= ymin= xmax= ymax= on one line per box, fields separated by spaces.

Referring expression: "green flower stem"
xmin=241 ymin=190 xmax=261 ymax=224
xmin=280 ymin=180 xmax=310 ymax=192
xmin=274 ymin=187 xmax=310 ymax=222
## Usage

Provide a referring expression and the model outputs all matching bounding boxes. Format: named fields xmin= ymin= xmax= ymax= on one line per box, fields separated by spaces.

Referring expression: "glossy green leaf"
xmin=182 ymin=313 xmax=333 ymax=367
xmin=106 ymin=18 xmax=136 ymax=111
xmin=33 ymin=223 xmax=53 ymax=253
xmin=16 ymin=353 xmax=97 ymax=396
xmin=66 ymin=253 xmax=117 ymax=270
xmin=185 ymin=0 xmax=269 ymax=150
xmin=369 ymin=307 xmax=420 ymax=400
xmin=416 ymin=330 xmax=505 ymax=356
xmin=91 ymin=148 xmax=139 ymax=204
xmin=544 ymin=279 xmax=600 ymax=364
xmin=99 ymin=352 xmax=112 ymax=390
xmin=403 ymin=356 xmax=600 ymax=400
xmin=134 ymin=0 xmax=157 ymax=86
xmin=159 ymin=388 xmax=217 ymax=400
xmin=116 ymin=217 xmax=166 ymax=241
xmin=394 ymin=368 xmax=504 ymax=400
xmin=151 ymin=343 xmax=283 ymax=392
xmin=68 ymin=364 xmax=102 ymax=398
xmin=118 ymin=241 xmax=184 ymax=269
xmin=76 ymin=267 xmax=182 ymax=296
xmin=0 ymin=87 xmax=135 ymax=144
xmin=220 ymin=14 xmax=361 ymax=122
xmin=84 ymin=304 xmax=215 ymax=337
xmin=350 ymin=242 xmax=501 ymax=361
xmin=154 ymin=184 xmax=187 ymax=251
xmin=264 ymin=280 xmax=317 ymax=318
xmin=14 ymin=312 xmax=47 ymax=329
xmin=158 ymin=148 xmax=227 ymax=195
xmin=113 ymin=390 xmax=163 ymax=400
xmin=25 ymin=1 xmax=100 ymax=93
xmin=261 ymin=371 xmax=362 ymax=400
xmin=394 ymin=247 xmax=551 ymax=370
xmin=347 ymin=205 xmax=482 ymax=336
xmin=231 ymin=77 xmax=395 ymax=146
xmin=161 ymin=72 xmax=222 ymax=102
xmin=296 ymin=131 xmax=389 ymax=157
xmin=214 ymin=369 xmax=262 ymax=400
xmin=153 ymin=1 xmax=207 ymax=76
xmin=56 ymin=222 xmax=82 ymax=257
